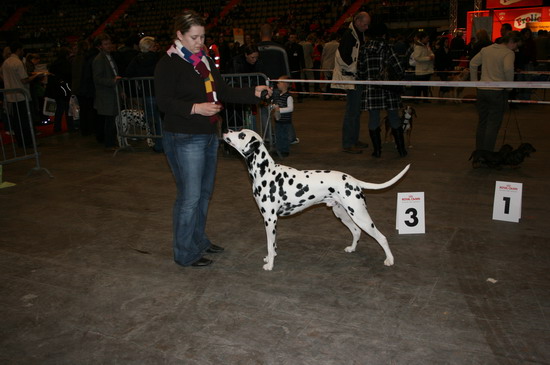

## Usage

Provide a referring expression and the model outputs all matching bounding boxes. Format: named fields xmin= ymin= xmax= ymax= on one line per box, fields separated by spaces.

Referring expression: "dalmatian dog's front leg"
xmin=262 ymin=215 xmax=278 ymax=271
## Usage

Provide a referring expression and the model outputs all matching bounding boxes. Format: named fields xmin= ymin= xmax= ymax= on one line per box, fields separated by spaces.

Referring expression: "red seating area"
xmin=1 ymin=0 xmax=453 ymax=53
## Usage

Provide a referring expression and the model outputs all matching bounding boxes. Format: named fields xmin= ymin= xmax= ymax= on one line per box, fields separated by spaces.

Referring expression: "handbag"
xmin=43 ymin=97 xmax=57 ymax=116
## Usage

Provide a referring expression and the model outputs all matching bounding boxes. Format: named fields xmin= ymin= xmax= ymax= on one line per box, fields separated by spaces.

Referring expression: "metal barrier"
xmin=115 ymin=77 xmax=163 ymax=153
xmin=115 ymin=74 xmax=273 ymax=153
xmin=0 ymin=87 xmax=52 ymax=178
xmin=221 ymin=72 xmax=272 ymax=140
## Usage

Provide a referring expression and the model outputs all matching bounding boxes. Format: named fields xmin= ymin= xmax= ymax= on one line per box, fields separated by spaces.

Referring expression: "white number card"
xmin=396 ymin=192 xmax=425 ymax=234
xmin=492 ymin=181 xmax=522 ymax=223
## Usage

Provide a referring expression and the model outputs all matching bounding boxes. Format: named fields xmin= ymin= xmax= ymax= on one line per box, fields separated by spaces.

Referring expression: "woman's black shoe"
xmin=191 ymin=257 xmax=213 ymax=267
xmin=206 ymin=244 xmax=225 ymax=253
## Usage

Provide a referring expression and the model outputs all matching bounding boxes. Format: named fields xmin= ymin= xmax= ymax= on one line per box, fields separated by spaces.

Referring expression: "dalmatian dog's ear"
xmin=242 ymin=136 xmax=262 ymax=157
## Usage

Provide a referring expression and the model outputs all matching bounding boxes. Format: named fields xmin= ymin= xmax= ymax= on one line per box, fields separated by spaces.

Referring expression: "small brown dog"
xmin=384 ymin=105 xmax=416 ymax=147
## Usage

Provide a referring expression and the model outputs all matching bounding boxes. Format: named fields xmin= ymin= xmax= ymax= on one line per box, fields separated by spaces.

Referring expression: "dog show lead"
xmin=154 ymin=10 xmax=271 ymax=268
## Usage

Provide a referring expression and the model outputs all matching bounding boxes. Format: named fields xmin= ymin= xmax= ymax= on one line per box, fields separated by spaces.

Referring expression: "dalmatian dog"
xmin=116 ymin=109 xmax=154 ymax=148
xmin=223 ymin=129 xmax=410 ymax=271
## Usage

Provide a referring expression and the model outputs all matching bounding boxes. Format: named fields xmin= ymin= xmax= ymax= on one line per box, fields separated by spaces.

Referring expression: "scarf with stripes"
xmin=168 ymin=40 xmax=219 ymax=123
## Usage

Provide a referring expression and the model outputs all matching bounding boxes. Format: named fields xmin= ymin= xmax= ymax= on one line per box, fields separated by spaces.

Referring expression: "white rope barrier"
xmin=271 ymin=77 xmax=550 ymax=89
xmin=302 ymin=68 xmax=550 ymax=75
xmin=289 ymin=90 xmax=550 ymax=104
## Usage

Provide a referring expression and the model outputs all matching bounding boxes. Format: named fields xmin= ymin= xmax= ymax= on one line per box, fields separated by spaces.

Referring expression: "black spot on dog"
xmin=308 ymin=195 xmax=315 ymax=200
xmin=348 ymin=206 xmax=355 ymax=214
xmin=371 ymin=223 xmax=375 ymax=228
xmin=288 ymin=178 xmax=294 ymax=185
xmin=342 ymin=175 xmax=348 ymax=181
xmin=328 ymin=187 xmax=335 ymax=193
xmin=260 ymin=207 xmax=266 ymax=213
xmin=295 ymin=184 xmax=309 ymax=197
xmin=345 ymin=190 xmax=351 ymax=196
xmin=262 ymin=180 xmax=267 ymax=187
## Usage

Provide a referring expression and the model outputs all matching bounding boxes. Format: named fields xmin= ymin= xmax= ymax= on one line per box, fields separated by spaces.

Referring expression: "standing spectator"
xmin=285 ymin=33 xmax=305 ymax=101
xmin=321 ymin=32 xmax=340 ymax=97
xmin=231 ymin=44 xmax=260 ymax=74
xmin=257 ymin=23 xmax=292 ymax=140
xmin=77 ymin=39 xmax=99 ymax=137
xmin=126 ymin=36 xmax=163 ymax=152
xmin=495 ymin=23 xmax=513 ymax=44
xmin=257 ymin=23 xmax=289 ymax=79
xmin=412 ymin=31 xmax=434 ymax=101
xmin=205 ymin=34 xmax=220 ymax=69
xmin=300 ymin=34 xmax=315 ymax=93
xmin=47 ymin=47 xmax=75 ymax=133
xmin=433 ymin=37 xmax=453 ymax=98
xmin=70 ymin=40 xmax=89 ymax=134
xmin=92 ymin=33 xmax=122 ymax=151
xmin=154 ymin=10 xmax=272 ymax=267
xmin=217 ymin=34 xmax=232 ymax=73
xmin=312 ymin=36 xmax=323 ymax=92
xmin=25 ymin=53 xmax=46 ymax=125
xmin=470 ymin=31 xmax=521 ymax=153
xmin=515 ymin=28 xmax=537 ymax=100
xmin=534 ymin=30 xmax=549 ymax=61
xmin=358 ymin=22 xmax=406 ymax=158
xmin=272 ymin=75 xmax=294 ymax=157
xmin=114 ymin=35 xmax=139 ymax=77
xmin=332 ymin=11 xmax=371 ymax=154
xmin=449 ymin=30 xmax=466 ymax=63
xmin=470 ymin=29 xmax=492 ymax=59
xmin=2 ymin=42 xmax=40 ymax=147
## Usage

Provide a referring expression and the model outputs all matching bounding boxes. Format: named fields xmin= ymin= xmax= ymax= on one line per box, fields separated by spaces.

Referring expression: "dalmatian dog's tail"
xmin=358 ymin=164 xmax=410 ymax=190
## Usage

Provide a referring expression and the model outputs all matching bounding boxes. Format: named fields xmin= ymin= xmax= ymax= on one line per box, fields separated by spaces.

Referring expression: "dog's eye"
xmin=238 ymin=132 xmax=246 ymax=140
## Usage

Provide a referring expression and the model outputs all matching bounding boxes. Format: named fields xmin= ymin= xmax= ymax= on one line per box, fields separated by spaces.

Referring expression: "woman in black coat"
xmin=154 ymin=10 xmax=271 ymax=267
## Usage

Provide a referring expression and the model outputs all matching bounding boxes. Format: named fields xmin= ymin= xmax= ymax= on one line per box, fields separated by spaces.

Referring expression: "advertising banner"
xmin=486 ymin=0 xmax=542 ymax=9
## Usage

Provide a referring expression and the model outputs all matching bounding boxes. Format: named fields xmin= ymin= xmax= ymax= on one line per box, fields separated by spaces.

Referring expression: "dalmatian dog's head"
xmin=223 ymin=129 xmax=264 ymax=158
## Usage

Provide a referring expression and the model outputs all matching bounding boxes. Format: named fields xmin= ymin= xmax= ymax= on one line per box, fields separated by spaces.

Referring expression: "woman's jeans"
xmin=163 ymin=131 xmax=219 ymax=266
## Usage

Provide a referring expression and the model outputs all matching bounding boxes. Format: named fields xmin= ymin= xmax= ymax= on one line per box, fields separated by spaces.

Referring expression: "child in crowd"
xmin=272 ymin=75 xmax=294 ymax=157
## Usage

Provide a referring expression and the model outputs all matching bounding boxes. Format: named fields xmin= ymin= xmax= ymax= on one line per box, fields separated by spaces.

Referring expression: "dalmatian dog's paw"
xmin=263 ymin=262 xmax=274 ymax=271
xmin=344 ymin=246 xmax=356 ymax=253
xmin=384 ymin=257 xmax=394 ymax=266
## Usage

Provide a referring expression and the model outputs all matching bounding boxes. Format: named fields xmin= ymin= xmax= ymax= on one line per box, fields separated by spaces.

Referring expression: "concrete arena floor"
xmin=1 ymin=94 xmax=549 ymax=364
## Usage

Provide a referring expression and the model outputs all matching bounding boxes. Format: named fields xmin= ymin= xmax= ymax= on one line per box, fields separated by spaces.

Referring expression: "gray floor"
xmin=1 ymin=96 xmax=549 ymax=364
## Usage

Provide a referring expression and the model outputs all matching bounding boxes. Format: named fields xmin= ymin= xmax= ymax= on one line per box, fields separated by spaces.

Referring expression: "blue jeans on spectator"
xmin=342 ymin=85 xmax=363 ymax=148
xmin=162 ymin=132 xmax=218 ymax=266
xmin=276 ymin=122 xmax=291 ymax=154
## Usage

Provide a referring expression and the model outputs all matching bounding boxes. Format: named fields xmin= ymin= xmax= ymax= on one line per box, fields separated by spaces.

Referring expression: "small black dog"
xmin=504 ymin=143 xmax=537 ymax=167
xmin=469 ymin=143 xmax=536 ymax=169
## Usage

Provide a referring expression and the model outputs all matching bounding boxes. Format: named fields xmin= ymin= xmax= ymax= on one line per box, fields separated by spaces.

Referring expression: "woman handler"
xmin=155 ymin=10 xmax=271 ymax=267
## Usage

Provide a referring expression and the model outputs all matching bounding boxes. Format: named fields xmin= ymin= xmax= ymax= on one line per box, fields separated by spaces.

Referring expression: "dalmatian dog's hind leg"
xmin=262 ymin=216 xmax=278 ymax=271
xmin=348 ymin=203 xmax=395 ymax=266
xmin=330 ymin=202 xmax=361 ymax=253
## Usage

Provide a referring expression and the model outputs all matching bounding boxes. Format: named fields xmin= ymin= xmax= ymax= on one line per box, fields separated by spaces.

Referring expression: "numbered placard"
xmin=396 ymin=192 xmax=425 ymax=234
xmin=492 ymin=181 xmax=522 ymax=223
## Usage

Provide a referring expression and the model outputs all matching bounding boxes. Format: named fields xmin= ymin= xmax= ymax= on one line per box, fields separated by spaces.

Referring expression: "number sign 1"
xmin=492 ymin=181 xmax=522 ymax=223
xmin=396 ymin=192 xmax=425 ymax=234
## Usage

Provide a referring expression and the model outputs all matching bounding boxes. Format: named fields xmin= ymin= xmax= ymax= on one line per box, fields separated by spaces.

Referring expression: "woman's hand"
xmin=192 ymin=102 xmax=223 ymax=116
xmin=254 ymin=85 xmax=273 ymax=99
